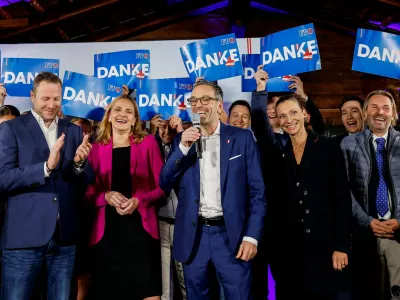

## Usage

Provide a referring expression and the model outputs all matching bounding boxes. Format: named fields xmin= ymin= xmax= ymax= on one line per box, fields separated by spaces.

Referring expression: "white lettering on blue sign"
xmin=97 ymin=64 xmax=150 ymax=78
xmin=262 ymin=40 xmax=318 ymax=65
xmin=63 ymin=87 xmax=114 ymax=107
xmin=357 ymin=44 xmax=400 ymax=63
xmin=4 ymin=72 xmax=58 ymax=85
xmin=185 ymin=49 xmax=240 ymax=73
xmin=138 ymin=94 xmax=189 ymax=107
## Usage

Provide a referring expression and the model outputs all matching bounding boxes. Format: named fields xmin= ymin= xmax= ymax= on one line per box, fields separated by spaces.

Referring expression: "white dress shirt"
xmin=31 ymin=109 xmax=59 ymax=178
xmin=179 ymin=122 xmax=258 ymax=246
xmin=372 ymin=132 xmax=392 ymax=220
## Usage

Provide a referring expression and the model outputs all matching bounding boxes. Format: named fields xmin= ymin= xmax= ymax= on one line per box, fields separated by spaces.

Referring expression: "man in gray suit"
xmin=341 ymin=90 xmax=400 ymax=300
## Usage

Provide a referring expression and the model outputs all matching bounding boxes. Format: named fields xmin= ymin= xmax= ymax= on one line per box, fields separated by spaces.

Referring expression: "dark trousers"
xmin=183 ymin=224 xmax=251 ymax=300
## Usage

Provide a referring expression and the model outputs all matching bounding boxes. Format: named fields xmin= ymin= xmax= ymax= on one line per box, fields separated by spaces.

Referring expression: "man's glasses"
xmin=187 ymin=96 xmax=220 ymax=106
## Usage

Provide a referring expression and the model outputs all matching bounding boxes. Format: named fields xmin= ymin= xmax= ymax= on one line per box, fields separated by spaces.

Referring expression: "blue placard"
xmin=260 ymin=23 xmax=321 ymax=78
xmin=180 ymin=33 xmax=243 ymax=82
xmin=94 ymin=50 xmax=150 ymax=89
xmin=1 ymin=58 xmax=60 ymax=97
xmin=61 ymin=71 xmax=122 ymax=121
xmin=352 ymin=29 xmax=400 ymax=79
xmin=136 ymin=78 xmax=193 ymax=121
xmin=242 ymin=54 xmax=294 ymax=92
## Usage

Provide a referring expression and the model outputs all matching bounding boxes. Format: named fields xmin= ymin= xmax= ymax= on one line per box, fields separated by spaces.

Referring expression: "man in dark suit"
xmin=160 ymin=80 xmax=266 ymax=300
xmin=0 ymin=72 xmax=93 ymax=300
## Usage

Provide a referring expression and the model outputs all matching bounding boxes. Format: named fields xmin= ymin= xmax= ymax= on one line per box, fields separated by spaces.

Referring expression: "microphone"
xmin=192 ymin=113 xmax=202 ymax=159
xmin=392 ymin=286 xmax=400 ymax=300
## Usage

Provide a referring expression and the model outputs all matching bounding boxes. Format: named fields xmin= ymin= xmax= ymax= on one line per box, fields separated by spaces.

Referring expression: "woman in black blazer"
xmin=251 ymin=92 xmax=352 ymax=300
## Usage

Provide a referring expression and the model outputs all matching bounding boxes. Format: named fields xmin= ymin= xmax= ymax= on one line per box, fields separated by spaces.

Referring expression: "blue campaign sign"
xmin=94 ymin=50 xmax=150 ymax=89
xmin=260 ymin=23 xmax=322 ymax=78
xmin=137 ymin=78 xmax=193 ymax=121
xmin=352 ymin=29 xmax=400 ymax=79
xmin=1 ymin=58 xmax=60 ymax=97
xmin=242 ymin=54 xmax=294 ymax=92
xmin=61 ymin=71 xmax=122 ymax=121
xmin=180 ymin=33 xmax=243 ymax=82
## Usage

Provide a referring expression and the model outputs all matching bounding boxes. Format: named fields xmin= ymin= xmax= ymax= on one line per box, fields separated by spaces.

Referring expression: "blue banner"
xmin=94 ymin=50 xmax=150 ymax=89
xmin=242 ymin=54 xmax=294 ymax=92
xmin=180 ymin=33 xmax=243 ymax=82
xmin=260 ymin=23 xmax=321 ymax=78
xmin=352 ymin=29 xmax=400 ymax=79
xmin=61 ymin=71 xmax=122 ymax=121
xmin=1 ymin=58 xmax=60 ymax=97
xmin=136 ymin=78 xmax=193 ymax=121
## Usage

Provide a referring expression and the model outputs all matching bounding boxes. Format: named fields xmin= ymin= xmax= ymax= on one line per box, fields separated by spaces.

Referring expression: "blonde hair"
xmin=96 ymin=95 xmax=147 ymax=145
xmin=363 ymin=90 xmax=398 ymax=126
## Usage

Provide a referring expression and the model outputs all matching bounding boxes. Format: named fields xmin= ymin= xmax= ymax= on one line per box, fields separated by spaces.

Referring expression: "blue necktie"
xmin=375 ymin=138 xmax=390 ymax=217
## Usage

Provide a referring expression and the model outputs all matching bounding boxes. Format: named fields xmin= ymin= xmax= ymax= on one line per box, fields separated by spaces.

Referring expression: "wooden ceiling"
xmin=0 ymin=0 xmax=399 ymax=43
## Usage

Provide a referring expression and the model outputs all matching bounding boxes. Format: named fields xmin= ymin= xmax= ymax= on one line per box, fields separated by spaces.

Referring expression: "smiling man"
xmin=228 ymin=100 xmax=251 ymax=129
xmin=339 ymin=96 xmax=365 ymax=136
xmin=341 ymin=90 xmax=400 ymax=300
xmin=160 ymin=80 xmax=266 ymax=300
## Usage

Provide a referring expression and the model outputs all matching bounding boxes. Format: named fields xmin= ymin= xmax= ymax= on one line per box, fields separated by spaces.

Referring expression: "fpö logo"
xmin=107 ymin=84 xmax=121 ymax=93
xmin=136 ymin=53 xmax=149 ymax=59
xmin=44 ymin=62 xmax=59 ymax=68
xmin=221 ymin=37 xmax=236 ymax=46
xmin=178 ymin=83 xmax=192 ymax=90
xmin=299 ymin=27 xmax=314 ymax=37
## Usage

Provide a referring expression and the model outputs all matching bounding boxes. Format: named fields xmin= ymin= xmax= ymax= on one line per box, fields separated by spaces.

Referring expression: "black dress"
xmin=90 ymin=146 xmax=162 ymax=300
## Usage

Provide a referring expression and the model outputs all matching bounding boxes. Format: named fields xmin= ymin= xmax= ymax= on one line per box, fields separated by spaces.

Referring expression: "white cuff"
xmin=179 ymin=143 xmax=192 ymax=156
xmin=44 ymin=162 xmax=50 ymax=178
xmin=243 ymin=236 xmax=258 ymax=247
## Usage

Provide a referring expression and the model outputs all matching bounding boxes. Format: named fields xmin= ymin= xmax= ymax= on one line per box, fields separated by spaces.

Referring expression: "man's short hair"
xmin=267 ymin=92 xmax=291 ymax=104
xmin=193 ymin=79 xmax=223 ymax=100
xmin=228 ymin=100 xmax=251 ymax=116
xmin=0 ymin=105 xmax=20 ymax=117
xmin=364 ymin=90 xmax=398 ymax=125
xmin=32 ymin=72 xmax=62 ymax=95
xmin=339 ymin=96 xmax=364 ymax=111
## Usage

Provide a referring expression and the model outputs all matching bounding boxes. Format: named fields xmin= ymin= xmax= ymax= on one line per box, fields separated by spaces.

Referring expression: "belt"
xmin=198 ymin=216 xmax=225 ymax=226
xmin=159 ymin=216 xmax=175 ymax=225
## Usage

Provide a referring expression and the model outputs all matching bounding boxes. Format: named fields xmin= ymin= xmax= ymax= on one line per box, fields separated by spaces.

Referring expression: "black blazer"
xmin=251 ymin=92 xmax=352 ymax=293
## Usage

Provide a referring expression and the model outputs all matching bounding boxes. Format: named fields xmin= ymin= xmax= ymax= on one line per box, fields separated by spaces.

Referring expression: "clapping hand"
xmin=74 ymin=134 xmax=92 ymax=164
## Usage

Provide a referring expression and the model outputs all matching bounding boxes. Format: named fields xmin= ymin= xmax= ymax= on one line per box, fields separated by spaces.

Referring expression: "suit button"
xmin=306 ymin=229 xmax=311 ymax=233
xmin=192 ymin=221 xmax=196 ymax=227
xmin=305 ymin=209 xmax=309 ymax=214
xmin=301 ymin=219 xmax=304 ymax=223
xmin=299 ymin=200 xmax=303 ymax=205
xmin=296 ymin=182 xmax=300 ymax=187
xmin=304 ymin=191 xmax=308 ymax=196
xmin=53 ymin=197 xmax=57 ymax=202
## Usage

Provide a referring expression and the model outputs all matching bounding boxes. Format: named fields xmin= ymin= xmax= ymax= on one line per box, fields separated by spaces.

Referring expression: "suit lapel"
xmin=220 ymin=123 xmax=233 ymax=193
xmin=22 ymin=112 xmax=50 ymax=159
xmin=299 ymin=131 xmax=318 ymax=173
xmin=57 ymin=119 xmax=69 ymax=169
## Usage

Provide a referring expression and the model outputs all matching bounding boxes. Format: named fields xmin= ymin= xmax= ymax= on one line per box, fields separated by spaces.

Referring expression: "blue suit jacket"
xmin=0 ymin=112 xmax=92 ymax=249
xmin=159 ymin=123 xmax=266 ymax=263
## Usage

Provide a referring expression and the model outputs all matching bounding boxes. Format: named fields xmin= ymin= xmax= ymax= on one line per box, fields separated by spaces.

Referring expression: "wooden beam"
xmin=0 ymin=0 xmax=119 ymax=40
xmin=0 ymin=18 xmax=29 ymax=29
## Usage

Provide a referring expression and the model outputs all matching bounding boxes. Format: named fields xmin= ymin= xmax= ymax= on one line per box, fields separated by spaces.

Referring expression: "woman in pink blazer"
xmin=85 ymin=95 xmax=165 ymax=300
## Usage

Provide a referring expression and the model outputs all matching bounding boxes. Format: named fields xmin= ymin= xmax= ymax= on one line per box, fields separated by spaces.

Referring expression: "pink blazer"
xmin=85 ymin=134 xmax=165 ymax=246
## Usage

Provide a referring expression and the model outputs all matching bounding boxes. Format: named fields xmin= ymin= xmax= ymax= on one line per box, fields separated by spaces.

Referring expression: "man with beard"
xmin=341 ymin=90 xmax=400 ymax=300
xmin=160 ymin=79 xmax=266 ymax=299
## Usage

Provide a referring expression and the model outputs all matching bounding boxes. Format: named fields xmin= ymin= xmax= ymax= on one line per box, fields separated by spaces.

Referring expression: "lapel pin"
xmin=227 ymin=139 xmax=230 ymax=144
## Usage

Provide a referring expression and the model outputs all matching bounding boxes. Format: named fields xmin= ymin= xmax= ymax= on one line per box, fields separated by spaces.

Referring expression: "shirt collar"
xmin=206 ymin=121 xmax=221 ymax=137
xmin=372 ymin=131 xmax=388 ymax=143
xmin=31 ymin=109 xmax=59 ymax=129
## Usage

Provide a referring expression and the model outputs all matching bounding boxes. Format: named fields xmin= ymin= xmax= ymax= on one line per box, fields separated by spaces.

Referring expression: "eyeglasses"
xmin=187 ymin=96 xmax=220 ymax=106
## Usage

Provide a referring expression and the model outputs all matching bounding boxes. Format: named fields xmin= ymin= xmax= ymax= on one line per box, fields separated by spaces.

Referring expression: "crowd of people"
xmin=0 ymin=69 xmax=399 ymax=300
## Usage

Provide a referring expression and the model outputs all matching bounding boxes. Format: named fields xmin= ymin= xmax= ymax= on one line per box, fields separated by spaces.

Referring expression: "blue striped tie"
xmin=375 ymin=138 xmax=389 ymax=217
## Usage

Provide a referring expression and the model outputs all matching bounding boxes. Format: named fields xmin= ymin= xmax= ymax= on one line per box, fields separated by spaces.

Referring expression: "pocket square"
xmin=229 ymin=154 xmax=242 ymax=160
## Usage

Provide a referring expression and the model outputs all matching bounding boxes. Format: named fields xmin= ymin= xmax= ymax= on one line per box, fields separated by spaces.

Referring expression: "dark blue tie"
xmin=375 ymin=138 xmax=389 ymax=217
